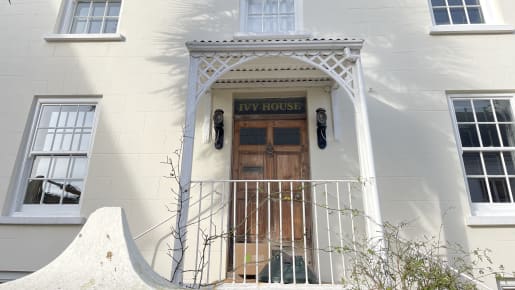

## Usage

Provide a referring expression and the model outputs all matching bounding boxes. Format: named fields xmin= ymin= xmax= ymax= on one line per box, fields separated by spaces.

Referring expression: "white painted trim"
xmin=498 ymin=278 xmax=515 ymax=290
xmin=44 ymin=33 xmax=125 ymax=42
xmin=233 ymin=32 xmax=312 ymax=40
xmin=0 ymin=216 xmax=85 ymax=225
xmin=218 ymin=283 xmax=353 ymax=289
xmin=171 ymin=56 xmax=200 ymax=283
xmin=8 ymin=97 xmax=101 ymax=217
xmin=186 ymin=39 xmax=364 ymax=53
xmin=54 ymin=0 xmax=124 ymax=35
xmin=467 ymin=215 xmax=515 ymax=226
xmin=430 ymin=24 xmax=514 ymax=35
xmin=427 ymin=0 xmax=504 ymax=27
xmin=447 ymin=93 xmax=515 ymax=219
xmin=330 ymin=85 xmax=344 ymax=142
xmin=355 ymin=58 xmax=384 ymax=241
xmin=238 ymin=0 xmax=304 ymax=34
xmin=201 ymin=91 xmax=213 ymax=144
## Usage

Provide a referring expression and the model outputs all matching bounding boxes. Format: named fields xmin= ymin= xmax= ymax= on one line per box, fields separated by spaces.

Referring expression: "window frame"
xmin=60 ymin=0 xmax=122 ymax=34
xmin=428 ymin=0 xmax=514 ymax=35
xmin=9 ymin=97 xmax=100 ymax=217
xmin=429 ymin=0 xmax=487 ymax=26
xmin=449 ymin=93 xmax=515 ymax=219
xmin=238 ymin=0 xmax=305 ymax=37
xmin=45 ymin=0 xmax=125 ymax=42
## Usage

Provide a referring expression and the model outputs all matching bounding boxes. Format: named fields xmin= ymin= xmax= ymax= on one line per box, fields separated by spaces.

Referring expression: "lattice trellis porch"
xmin=171 ymin=38 xmax=384 ymax=284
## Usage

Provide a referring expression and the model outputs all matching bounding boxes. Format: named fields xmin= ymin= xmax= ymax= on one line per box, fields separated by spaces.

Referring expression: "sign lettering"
xmin=234 ymin=98 xmax=306 ymax=115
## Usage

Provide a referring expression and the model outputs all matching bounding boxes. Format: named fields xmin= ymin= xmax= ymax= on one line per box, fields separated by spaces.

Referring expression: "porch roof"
xmin=186 ymin=38 xmax=364 ymax=53
xmin=186 ymin=38 xmax=364 ymax=89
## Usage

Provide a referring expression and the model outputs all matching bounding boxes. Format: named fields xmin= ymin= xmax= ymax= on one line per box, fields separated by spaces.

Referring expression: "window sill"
xmin=0 ymin=216 xmax=86 ymax=225
xmin=467 ymin=215 xmax=515 ymax=227
xmin=44 ymin=33 xmax=126 ymax=42
xmin=430 ymin=24 xmax=515 ymax=35
xmin=233 ymin=32 xmax=312 ymax=40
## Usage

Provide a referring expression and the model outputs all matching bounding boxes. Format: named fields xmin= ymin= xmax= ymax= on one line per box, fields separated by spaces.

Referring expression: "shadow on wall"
xmin=305 ymin=0 xmax=515 ymax=270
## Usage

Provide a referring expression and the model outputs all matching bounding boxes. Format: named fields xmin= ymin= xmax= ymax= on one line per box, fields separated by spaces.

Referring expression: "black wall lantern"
xmin=316 ymin=108 xmax=327 ymax=149
xmin=213 ymin=109 xmax=224 ymax=149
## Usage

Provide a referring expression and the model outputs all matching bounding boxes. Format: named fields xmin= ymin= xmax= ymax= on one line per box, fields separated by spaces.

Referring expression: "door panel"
xmin=232 ymin=119 xmax=310 ymax=243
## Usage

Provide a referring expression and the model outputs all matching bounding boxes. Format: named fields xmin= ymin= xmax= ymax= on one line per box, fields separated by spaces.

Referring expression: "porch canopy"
xmin=172 ymin=38 xmax=383 ymax=283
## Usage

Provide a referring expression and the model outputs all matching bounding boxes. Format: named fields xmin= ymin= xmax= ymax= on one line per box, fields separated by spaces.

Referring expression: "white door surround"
xmin=172 ymin=38 xmax=383 ymax=283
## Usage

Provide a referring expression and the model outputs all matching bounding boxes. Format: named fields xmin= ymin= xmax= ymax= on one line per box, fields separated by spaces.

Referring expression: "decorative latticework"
xmin=188 ymin=39 xmax=362 ymax=100
xmin=196 ymin=55 xmax=256 ymax=95
xmin=295 ymin=49 xmax=356 ymax=96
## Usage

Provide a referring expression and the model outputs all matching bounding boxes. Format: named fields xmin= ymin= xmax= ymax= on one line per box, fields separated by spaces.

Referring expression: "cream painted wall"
xmin=0 ymin=0 xmax=514 ymax=287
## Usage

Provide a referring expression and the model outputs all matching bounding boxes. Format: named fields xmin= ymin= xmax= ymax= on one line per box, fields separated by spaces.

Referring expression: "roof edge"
xmin=186 ymin=38 xmax=364 ymax=53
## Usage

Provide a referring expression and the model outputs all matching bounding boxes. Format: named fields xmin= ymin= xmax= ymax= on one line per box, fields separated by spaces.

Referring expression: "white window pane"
xmin=79 ymin=105 xmax=96 ymax=127
xmin=483 ymin=152 xmax=504 ymax=175
xmin=58 ymin=106 xmax=78 ymax=128
xmin=63 ymin=181 xmax=82 ymax=204
xmin=448 ymin=0 xmax=463 ymax=6
xmin=279 ymin=15 xmax=294 ymax=31
xmin=458 ymin=124 xmax=480 ymax=147
xmin=71 ymin=129 xmax=82 ymax=151
xmin=279 ymin=0 xmax=294 ymax=13
xmin=71 ymin=19 xmax=87 ymax=33
xmin=88 ymin=20 xmax=103 ymax=33
xmin=450 ymin=7 xmax=467 ymax=24
xmin=31 ymin=157 xmax=51 ymax=178
xmin=504 ymin=152 xmax=515 ymax=175
xmin=43 ymin=180 xmax=63 ymax=204
xmin=263 ymin=15 xmax=277 ymax=32
xmin=474 ymin=100 xmax=495 ymax=122
xmin=468 ymin=178 xmax=489 ymax=202
xmin=479 ymin=124 xmax=500 ymax=147
xmin=103 ymin=19 xmax=118 ymax=33
xmin=74 ymin=2 xmax=90 ymax=16
xmin=107 ymin=2 xmax=121 ymax=16
xmin=33 ymin=129 xmax=55 ymax=151
xmin=467 ymin=7 xmax=484 ymax=23
xmin=248 ymin=0 xmax=263 ymax=14
xmin=433 ymin=8 xmax=450 ymax=25
xmin=453 ymin=100 xmax=474 ymax=122
xmin=494 ymin=100 xmax=513 ymax=122
xmin=463 ymin=152 xmax=483 ymax=175
xmin=92 ymin=2 xmax=106 ymax=16
xmin=431 ymin=0 xmax=446 ymax=6
xmin=49 ymin=157 xmax=70 ymax=179
xmin=52 ymin=129 xmax=74 ymax=151
xmin=500 ymin=124 xmax=515 ymax=147
xmin=70 ymin=157 xmax=88 ymax=179
xmin=465 ymin=0 xmax=480 ymax=4
xmin=264 ymin=0 xmax=278 ymax=14
xmin=247 ymin=16 xmax=262 ymax=32
xmin=24 ymin=178 xmax=44 ymax=204
xmin=39 ymin=105 xmax=60 ymax=128
xmin=79 ymin=132 xmax=92 ymax=151
xmin=55 ymin=129 xmax=74 ymax=151
xmin=489 ymin=178 xmax=511 ymax=202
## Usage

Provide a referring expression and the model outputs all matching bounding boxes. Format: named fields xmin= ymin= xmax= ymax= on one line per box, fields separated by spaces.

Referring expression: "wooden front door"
xmin=232 ymin=118 xmax=311 ymax=247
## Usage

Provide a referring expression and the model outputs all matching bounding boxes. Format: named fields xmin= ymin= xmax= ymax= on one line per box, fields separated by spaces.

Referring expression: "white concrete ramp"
xmin=0 ymin=207 xmax=179 ymax=289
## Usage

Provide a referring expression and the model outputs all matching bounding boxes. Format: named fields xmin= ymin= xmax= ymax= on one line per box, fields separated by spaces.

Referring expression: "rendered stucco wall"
xmin=0 ymin=0 xmax=514 ymax=288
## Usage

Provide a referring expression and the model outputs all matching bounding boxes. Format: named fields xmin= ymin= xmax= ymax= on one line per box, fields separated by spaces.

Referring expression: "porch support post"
xmin=201 ymin=90 xmax=212 ymax=144
xmin=354 ymin=58 xmax=384 ymax=241
xmin=330 ymin=85 xmax=345 ymax=142
xmin=171 ymin=56 xmax=200 ymax=284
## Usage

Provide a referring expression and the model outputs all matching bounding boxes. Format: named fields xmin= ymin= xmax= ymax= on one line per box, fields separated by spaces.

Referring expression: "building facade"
xmin=0 ymin=0 xmax=515 ymax=288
